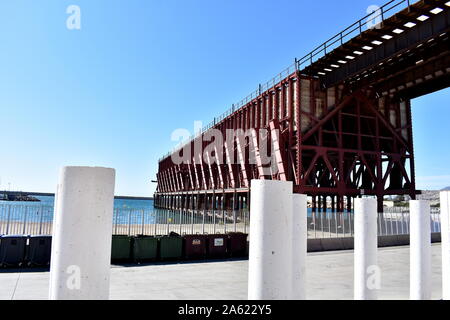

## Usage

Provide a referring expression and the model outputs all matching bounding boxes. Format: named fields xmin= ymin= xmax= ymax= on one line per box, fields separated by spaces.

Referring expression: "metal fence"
xmin=0 ymin=203 xmax=441 ymax=239
xmin=0 ymin=204 xmax=53 ymax=236
xmin=306 ymin=207 xmax=441 ymax=239
xmin=0 ymin=204 xmax=250 ymax=237
xmin=112 ymin=207 xmax=249 ymax=236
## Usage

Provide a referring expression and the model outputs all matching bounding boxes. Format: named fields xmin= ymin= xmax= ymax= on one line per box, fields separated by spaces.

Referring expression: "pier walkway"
xmin=0 ymin=244 xmax=443 ymax=300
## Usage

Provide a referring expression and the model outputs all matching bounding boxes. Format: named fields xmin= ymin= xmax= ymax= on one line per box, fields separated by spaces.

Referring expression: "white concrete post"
xmin=441 ymin=191 xmax=450 ymax=300
xmin=49 ymin=167 xmax=116 ymax=300
xmin=410 ymin=200 xmax=431 ymax=300
xmin=248 ymin=180 xmax=293 ymax=300
xmin=354 ymin=198 xmax=379 ymax=300
xmin=291 ymin=194 xmax=307 ymax=300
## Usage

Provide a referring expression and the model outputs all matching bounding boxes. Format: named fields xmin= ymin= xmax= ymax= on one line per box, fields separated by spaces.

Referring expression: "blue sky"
xmin=0 ymin=0 xmax=449 ymax=196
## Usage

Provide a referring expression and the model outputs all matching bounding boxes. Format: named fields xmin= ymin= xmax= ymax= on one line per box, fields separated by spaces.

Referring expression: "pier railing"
xmin=0 ymin=203 xmax=441 ymax=239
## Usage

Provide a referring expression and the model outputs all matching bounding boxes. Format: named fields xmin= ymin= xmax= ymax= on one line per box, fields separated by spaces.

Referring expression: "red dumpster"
xmin=207 ymin=234 xmax=227 ymax=258
xmin=183 ymin=234 xmax=207 ymax=259
xmin=227 ymin=233 xmax=248 ymax=257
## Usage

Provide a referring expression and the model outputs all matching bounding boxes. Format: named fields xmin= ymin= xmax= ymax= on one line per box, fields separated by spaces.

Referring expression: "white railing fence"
xmin=0 ymin=203 xmax=440 ymax=238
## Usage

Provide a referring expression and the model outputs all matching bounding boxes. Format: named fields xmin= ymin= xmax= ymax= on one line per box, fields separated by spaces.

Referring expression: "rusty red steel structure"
xmin=155 ymin=0 xmax=450 ymax=214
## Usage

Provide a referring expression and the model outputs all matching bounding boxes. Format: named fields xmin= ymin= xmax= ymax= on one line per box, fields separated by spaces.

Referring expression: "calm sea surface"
xmin=0 ymin=195 xmax=153 ymax=209
xmin=0 ymin=195 xmax=354 ymax=225
xmin=0 ymin=195 xmax=155 ymax=224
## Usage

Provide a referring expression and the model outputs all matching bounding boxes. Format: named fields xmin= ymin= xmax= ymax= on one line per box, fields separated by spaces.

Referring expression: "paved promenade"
xmin=0 ymin=244 xmax=443 ymax=300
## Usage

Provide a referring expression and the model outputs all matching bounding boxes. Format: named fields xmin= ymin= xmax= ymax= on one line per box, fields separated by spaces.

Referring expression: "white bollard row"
xmin=441 ymin=191 xmax=450 ymax=300
xmin=248 ymin=189 xmax=448 ymax=300
xmin=292 ymin=194 xmax=308 ymax=300
xmin=248 ymin=180 xmax=307 ymax=300
xmin=408 ymin=195 xmax=450 ymax=301
xmin=352 ymin=198 xmax=435 ymax=300
xmin=49 ymin=166 xmax=116 ymax=300
xmin=354 ymin=198 xmax=379 ymax=300
xmin=410 ymin=200 xmax=431 ymax=300
xmin=46 ymin=169 xmax=448 ymax=301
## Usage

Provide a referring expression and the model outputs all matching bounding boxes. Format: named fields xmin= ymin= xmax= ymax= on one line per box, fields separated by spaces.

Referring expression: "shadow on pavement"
xmin=0 ymin=257 xmax=249 ymax=273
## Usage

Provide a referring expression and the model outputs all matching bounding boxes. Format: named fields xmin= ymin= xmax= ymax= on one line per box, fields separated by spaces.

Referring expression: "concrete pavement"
xmin=0 ymin=244 xmax=444 ymax=300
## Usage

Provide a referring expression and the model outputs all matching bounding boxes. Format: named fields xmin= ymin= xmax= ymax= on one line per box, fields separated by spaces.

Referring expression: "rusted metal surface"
xmin=155 ymin=0 xmax=450 ymax=212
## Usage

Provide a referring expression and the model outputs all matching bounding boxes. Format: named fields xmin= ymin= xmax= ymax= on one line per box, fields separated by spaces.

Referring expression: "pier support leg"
xmin=49 ymin=166 xmax=116 ymax=300
xmin=410 ymin=200 xmax=431 ymax=300
xmin=291 ymin=194 xmax=307 ymax=300
xmin=312 ymin=196 xmax=317 ymax=213
xmin=354 ymin=198 xmax=379 ymax=300
xmin=441 ymin=191 xmax=450 ymax=300
xmin=377 ymin=196 xmax=384 ymax=215
xmin=248 ymin=180 xmax=293 ymax=300
xmin=331 ymin=196 xmax=335 ymax=213
xmin=347 ymin=196 xmax=352 ymax=213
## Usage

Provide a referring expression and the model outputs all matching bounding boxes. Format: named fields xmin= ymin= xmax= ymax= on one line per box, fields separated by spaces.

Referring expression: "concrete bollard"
xmin=410 ymin=200 xmax=431 ymax=300
xmin=354 ymin=198 xmax=379 ymax=300
xmin=248 ymin=180 xmax=293 ymax=300
xmin=441 ymin=191 xmax=450 ymax=300
xmin=49 ymin=167 xmax=116 ymax=300
xmin=291 ymin=194 xmax=307 ymax=300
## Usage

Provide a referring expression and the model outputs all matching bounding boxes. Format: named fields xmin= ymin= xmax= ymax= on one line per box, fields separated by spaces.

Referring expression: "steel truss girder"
xmin=294 ymin=89 xmax=416 ymax=203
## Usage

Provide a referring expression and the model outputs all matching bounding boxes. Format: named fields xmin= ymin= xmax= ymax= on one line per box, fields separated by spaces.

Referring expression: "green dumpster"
xmin=132 ymin=236 xmax=158 ymax=263
xmin=111 ymin=235 xmax=132 ymax=262
xmin=159 ymin=236 xmax=183 ymax=260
